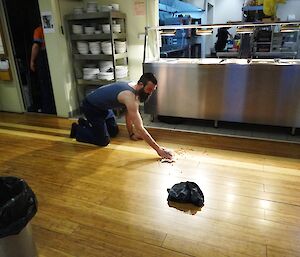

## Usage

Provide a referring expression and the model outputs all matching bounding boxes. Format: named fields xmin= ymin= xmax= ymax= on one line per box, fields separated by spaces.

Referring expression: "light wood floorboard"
xmin=0 ymin=112 xmax=299 ymax=257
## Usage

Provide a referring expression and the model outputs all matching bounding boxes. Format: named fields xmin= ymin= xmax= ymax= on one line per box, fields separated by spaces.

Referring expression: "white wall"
xmin=277 ymin=0 xmax=300 ymax=20
xmin=213 ymin=0 xmax=244 ymax=24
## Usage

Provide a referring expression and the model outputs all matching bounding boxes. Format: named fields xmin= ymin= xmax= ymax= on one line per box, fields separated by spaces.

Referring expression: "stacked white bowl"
xmin=101 ymin=41 xmax=114 ymax=54
xmin=112 ymin=24 xmax=121 ymax=33
xmin=102 ymin=24 xmax=111 ymax=34
xmin=86 ymin=2 xmax=97 ymax=13
xmin=102 ymin=5 xmax=113 ymax=12
xmin=115 ymin=65 xmax=128 ymax=79
xmin=77 ymin=41 xmax=89 ymax=54
xmin=84 ymin=26 xmax=95 ymax=35
xmin=111 ymin=3 xmax=120 ymax=11
xmin=73 ymin=7 xmax=84 ymax=15
xmin=88 ymin=42 xmax=101 ymax=55
xmin=72 ymin=25 xmax=83 ymax=34
xmin=83 ymin=68 xmax=99 ymax=80
xmin=99 ymin=61 xmax=113 ymax=72
xmin=98 ymin=71 xmax=114 ymax=81
xmin=115 ymin=41 xmax=127 ymax=53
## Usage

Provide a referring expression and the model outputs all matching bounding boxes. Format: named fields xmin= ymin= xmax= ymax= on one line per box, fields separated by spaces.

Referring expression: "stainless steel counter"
xmin=144 ymin=58 xmax=300 ymax=128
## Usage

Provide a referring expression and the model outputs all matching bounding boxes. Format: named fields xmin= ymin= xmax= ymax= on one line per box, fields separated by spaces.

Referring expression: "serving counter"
xmin=144 ymin=58 xmax=300 ymax=128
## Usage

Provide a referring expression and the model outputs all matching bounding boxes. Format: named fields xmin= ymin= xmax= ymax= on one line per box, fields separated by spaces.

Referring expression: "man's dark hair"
xmin=138 ymin=73 xmax=157 ymax=86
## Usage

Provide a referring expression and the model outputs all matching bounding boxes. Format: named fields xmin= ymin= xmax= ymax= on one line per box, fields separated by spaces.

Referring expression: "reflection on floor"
xmin=0 ymin=112 xmax=300 ymax=257
xmin=116 ymin=110 xmax=300 ymax=144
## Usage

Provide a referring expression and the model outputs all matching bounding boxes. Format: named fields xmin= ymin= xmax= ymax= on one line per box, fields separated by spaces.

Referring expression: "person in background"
xmin=70 ymin=73 xmax=173 ymax=160
xmin=215 ymin=27 xmax=233 ymax=52
xmin=30 ymin=25 xmax=56 ymax=114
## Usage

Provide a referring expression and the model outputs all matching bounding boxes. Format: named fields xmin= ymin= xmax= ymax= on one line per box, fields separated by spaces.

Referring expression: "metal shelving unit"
xmin=73 ymin=52 xmax=128 ymax=60
xmin=64 ymin=11 xmax=128 ymax=101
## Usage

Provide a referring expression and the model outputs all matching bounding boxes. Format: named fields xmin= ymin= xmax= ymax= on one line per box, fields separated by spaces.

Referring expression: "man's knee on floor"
xmin=96 ymin=136 xmax=110 ymax=147
xmin=108 ymin=126 xmax=119 ymax=138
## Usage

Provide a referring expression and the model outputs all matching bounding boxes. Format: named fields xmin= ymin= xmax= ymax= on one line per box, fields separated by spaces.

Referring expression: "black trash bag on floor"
xmin=0 ymin=177 xmax=38 ymax=238
xmin=167 ymin=181 xmax=204 ymax=207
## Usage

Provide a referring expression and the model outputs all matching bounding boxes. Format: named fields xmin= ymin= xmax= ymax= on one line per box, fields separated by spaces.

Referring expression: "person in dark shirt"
xmin=215 ymin=27 xmax=232 ymax=52
xmin=70 ymin=73 xmax=173 ymax=160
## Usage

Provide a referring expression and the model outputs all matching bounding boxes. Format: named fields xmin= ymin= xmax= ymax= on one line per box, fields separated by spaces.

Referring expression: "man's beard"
xmin=137 ymin=88 xmax=150 ymax=103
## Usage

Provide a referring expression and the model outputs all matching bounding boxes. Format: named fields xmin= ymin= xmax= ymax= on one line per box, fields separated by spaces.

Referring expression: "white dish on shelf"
xmin=83 ymin=68 xmax=100 ymax=80
xmin=86 ymin=2 xmax=97 ymax=9
xmin=102 ymin=24 xmax=111 ymax=34
xmin=74 ymin=7 xmax=84 ymax=15
xmin=72 ymin=25 xmax=83 ymax=34
xmin=111 ymin=3 xmax=119 ymax=11
xmin=83 ymin=68 xmax=99 ymax=73
xmin=83 ymin=74 xmax=98 ymax=80
xmin=112 ymin=24 xmax=121 ymax=33
xmin=98 ymin=71 xmax=114 ymax=81
xmin=115 ymin=40 xmax=126 ymax=45
xmin=115 ymin=47 xmax=126 ymax=54
xmin=90 ymin=49 xmax=101 ymax=55
xmin=78 ymin=50 xmax=89 ymax=54
xmin=86 ymin=8 xmax=97 ymax=13
xmin=84 ymin=26 xmax=95 ymax=34
xmin=102 ymin=5 xmax=113 ymax=12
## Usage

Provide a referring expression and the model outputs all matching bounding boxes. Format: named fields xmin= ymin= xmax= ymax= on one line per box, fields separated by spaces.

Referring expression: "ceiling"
xmin=159 ymin=0 xmax=204 ymax=14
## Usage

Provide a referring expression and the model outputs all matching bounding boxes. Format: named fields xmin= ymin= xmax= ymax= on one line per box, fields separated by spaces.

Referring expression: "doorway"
xmin=2 ymin=0 xmax=56 ymax=114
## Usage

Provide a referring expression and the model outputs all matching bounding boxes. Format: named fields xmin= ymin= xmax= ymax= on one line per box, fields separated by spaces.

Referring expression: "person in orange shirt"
xmin=30 ymin=25 xmax=56 ymax=114
xmin=30 ymin=26 xmax=45 ymax=72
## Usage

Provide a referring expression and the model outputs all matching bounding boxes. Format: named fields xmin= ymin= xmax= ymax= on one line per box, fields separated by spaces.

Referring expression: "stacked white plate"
xmin=102 ymin=24 xmax=110 ymax=34
xmin=83 ymin=68 xmax=99 ymax=80
xmin=73 ymin=7 xmax=84 ymax=15
xmin=101 ymin=41 xmax=114 ymax=54
xmin=112 ymin=24 xmax=121 ymax=33
xmin=77 ymin=41 xmax=89 ymax=54
xmin=99 ymin=61 xmax=113 ymax=72
xmin=111 ymin=3 xmax=120 ymax=11
xmin=102 ymin=5 xmax=113 ymax=12
xmin=84 ymin=26 xmax=95 ymax=35
xmin=115 ymin=41 xmax=126 ymax=53
xmin=86 ymin=2 xmax=97 ymax=13
xmin=72 ymin=24 xmax=83 ymax=34
xmin=115 ymin=65 xmax=128 ymax=79
xmin=98 ymin=71 xmax=114 ymax=81
xmin=88 ymin=42 xmax=101 ymax=55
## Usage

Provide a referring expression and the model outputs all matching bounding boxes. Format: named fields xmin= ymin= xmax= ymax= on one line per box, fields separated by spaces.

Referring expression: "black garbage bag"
xmin=0 ymin=177 xmax=38 ymax=238
xmin=167 ymin=181 xmax=204 ymax=207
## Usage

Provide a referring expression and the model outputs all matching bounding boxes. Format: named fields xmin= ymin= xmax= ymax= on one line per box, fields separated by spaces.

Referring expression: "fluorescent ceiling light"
xmin=280 ymin=25 xmax=300 ymax=32
xmin=236 ymin=27 xmax=254 ymax=34
xmin=195 ymin=28 xmax=213 ymax=35
xmin=160 ymin=29 xmax=176 ymax=36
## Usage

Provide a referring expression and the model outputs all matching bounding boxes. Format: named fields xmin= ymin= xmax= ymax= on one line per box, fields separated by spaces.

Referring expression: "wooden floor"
xmin=0 ymin=112 xmax=300 ymax=257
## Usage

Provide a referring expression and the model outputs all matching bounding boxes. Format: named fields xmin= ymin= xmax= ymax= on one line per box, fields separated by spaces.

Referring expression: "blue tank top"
xmin=86 ymin=82 xmax=135 ymax=110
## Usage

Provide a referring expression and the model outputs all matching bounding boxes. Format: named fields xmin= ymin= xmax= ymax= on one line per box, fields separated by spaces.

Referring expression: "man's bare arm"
xmin=125 ymin=112 xmax=134 ymax=136
xmin=30 ymin=43 xmax=40 ymax=72
xmin=118 ymin=90 xmax=173 ymax=159
xmin=127 ymin=100 xmax=160 ymax=151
